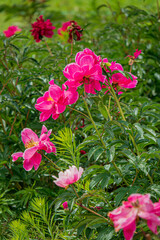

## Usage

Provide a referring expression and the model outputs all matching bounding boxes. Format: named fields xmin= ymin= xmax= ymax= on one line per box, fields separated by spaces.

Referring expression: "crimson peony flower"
xmin=3 ymin=26 xmax=21 ymax=38
xmin=12 ymin=125 xmax=56 ymax=171
xmin=63 ymin=48 xmax=106 ymax=94
xmin=35 ymin=80 xmax=79 ymax=122
xmin=30 ymin=15 xmax=56 ymax=42
xmin=53 ymin=165 xmax=83 ymax=189
xmin=58 ymin=20 xmax=83 ymax=42
xmin=108 ymin=194 xmax=160 ymax=240
xmin=80 ymin=150 xmax=86 ymax=155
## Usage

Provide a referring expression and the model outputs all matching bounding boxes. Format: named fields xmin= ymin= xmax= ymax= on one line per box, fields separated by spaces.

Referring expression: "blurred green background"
xmin=0 ymin=0 xmax=158 ymax=31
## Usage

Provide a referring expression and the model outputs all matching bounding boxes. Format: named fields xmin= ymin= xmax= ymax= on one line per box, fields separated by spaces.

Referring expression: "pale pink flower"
xmin=63 ymin=49 xmax=106 ymax=94
xmin=12 ymin=125 xmax=56 ymax=171
xmin=53 ymin=165 xmax=83 ymax=188
xmin=3 ymin=26 xmax=21 ymax=38
xmin=62 ymin=201 xmax=69 ymax=210
xmin=35 ymin=80 xmax=79 ymax=122
xmin=108 ymin=194 xmax=160 ymax=240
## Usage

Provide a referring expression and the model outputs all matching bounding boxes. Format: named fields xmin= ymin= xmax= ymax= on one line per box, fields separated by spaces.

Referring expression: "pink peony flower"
xmin=108 ymin=194 xmax=160 ymax=240
xmin=103 ymin=58 xmax=124 ymax=72
xmin=102 ymin=58 xmax=138 ymax=93
xmin=58 ymin=20 xmax=82 ymax=42
xmin=63 ymin=49 xmax=106 ymax=94
xmin=12 ymin=125 xmax=56 ymax=171
xmin=30 ymin=15 xmax=56 ymax=42
xmin=3 ymin=26 xmax=21 ymax=38
xmin=62 ymin=201 xmax=69 ymax=210
xmin=110 ymin=72 xmax=138 ymax=89
xmin=153 ymin=200 xmax=160 ymax=216
xmin=35 ymin=80 xmax=79 ymax=122
xmin=53 ymin=165 xmax=83 ymax=188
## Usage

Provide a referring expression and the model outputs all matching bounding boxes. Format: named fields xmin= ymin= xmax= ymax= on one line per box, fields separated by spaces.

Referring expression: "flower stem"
xmin=71 ymin=185 xmax=79 ymax=198
xmin=42 ymin=154 xmax=61 ymax=170
xmin=83 ymin=97 xmax=106 ymax=149
xmin=44 ymin=39 xmax=53 ymax=57
xmin=112 ymin=160 xmax=130 ymax=186
xmin=67 ymin=106 xmax=90 ymax=120
xmin=76 ymin=203 xmax=112 ymax=225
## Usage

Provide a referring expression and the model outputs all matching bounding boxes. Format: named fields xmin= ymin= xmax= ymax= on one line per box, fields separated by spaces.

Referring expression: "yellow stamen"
xmin=47 ymin=96 xmax=54 ymax=101
xmin=25 ymin=139 xmax=38 ymax=149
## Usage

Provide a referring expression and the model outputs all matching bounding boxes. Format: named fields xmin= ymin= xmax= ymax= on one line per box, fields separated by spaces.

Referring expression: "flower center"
xmin=82 ymin=76 xmax=90 ymax=84
xmin=131 ymin=200 xmax=139 ymax=208
xmin=25 ymin=139 xmax=38 ymax=149
xmin=47 ymin=96 xmax=54 ymax=102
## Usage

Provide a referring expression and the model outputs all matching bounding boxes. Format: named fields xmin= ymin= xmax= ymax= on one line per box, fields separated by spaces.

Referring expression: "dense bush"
xmin=0 ymin=0 xmax=160 ymax=239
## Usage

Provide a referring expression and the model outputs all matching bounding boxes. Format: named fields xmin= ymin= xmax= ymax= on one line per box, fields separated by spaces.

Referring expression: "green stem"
xmin=44 ymin=39 xmax=53 ymax=57
xmin=83 ymin=97 xmax=106 ymax=149
xmin=108 ymin=84 xmax=139 ymax=155
xmin=42 ymin=154 xmax=61 ymax=171
xmin=112 ymin=160 xmax=130 ymax=186
xmin=72 ymin=185 xmax=79 ymax=198
xmin=104 ymin=105 xmax=112 ymax=121
xmin=67 ymin=106 xmax=90 ymax=120
xmin=76 ymin=203 xmax=112 ymax=224
xmin=147 ymin=173 xmax=153 ymax=184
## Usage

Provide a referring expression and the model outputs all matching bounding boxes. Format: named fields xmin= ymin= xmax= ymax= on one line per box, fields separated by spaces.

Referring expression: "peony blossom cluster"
xmin=3 ymin=25 xmax=21 ymax=38
xmin=12 ymin=125 xmax=56 ymax=171
xmin=35 ymin=80 xmax=79 ymax=122
xmin=63 ymin=48 xmax=106 ymax=94
xmin=30 ymin=15 xmax=56 ymax=42
xmin=58 ymin=20 xmax=83 ymax=42
xmin=108 ymin=194 xmax=160 ymax=240
xmin=53 ymin=165 xmax=83 ymax=188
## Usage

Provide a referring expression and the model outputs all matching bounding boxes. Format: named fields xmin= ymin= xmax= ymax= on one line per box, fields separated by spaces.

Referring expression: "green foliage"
xmin=0 ymin=0 xmax=160 ymax=239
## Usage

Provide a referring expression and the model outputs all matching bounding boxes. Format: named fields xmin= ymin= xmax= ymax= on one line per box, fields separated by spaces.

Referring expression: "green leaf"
xmin=96 ymin=226 xmax=114 ymax=240
xmin=98 ymin=101 xmax=108 ymax=120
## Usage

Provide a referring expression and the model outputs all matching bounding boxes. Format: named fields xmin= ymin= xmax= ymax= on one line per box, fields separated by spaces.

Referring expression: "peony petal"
xmin=23 ymin=146 xmax=39 ymax=160
xmin=23 ymin=158 xmax=34 ymax=171
xmin=12 ymin=152 xmax=23 ymax=162
xmin=123 ymin=221 xmax=136 ymax=240
xmin=21 ymin=128 xmax=39 ymax=145
xmin=49 ymin=85 xmax=62 ymax=102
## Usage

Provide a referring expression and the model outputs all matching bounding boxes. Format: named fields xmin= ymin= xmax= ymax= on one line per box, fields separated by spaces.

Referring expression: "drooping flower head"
xmin=108 ymin=194 xmax=160 ymax=240
xmin=126 ymin=49 xmax=142 ymax=65
xmin=30 ymin=15 xmax=56 ymax=42
xmin=53 ymin=165 xmax=83 ymax=189
xmin=63 ymin=48 xmax=106 ymax=94
xmin=3 ymin=26 xmax=21 ymax=38
xmin=12 ymin=125 xmax=56 ymax=171
xmin=35 ymin=80 xmax=79 ymax=122
xmin=58 ymin=20 xmax=83 ymax=42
